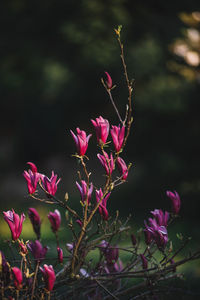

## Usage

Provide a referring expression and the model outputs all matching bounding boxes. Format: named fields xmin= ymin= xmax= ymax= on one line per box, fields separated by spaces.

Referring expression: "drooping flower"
xmin=48 ymin=209 xmax=61 ymax=233
xmin=166 ymin=190 xmax=181 ymax=215
xmin=110 ymin=125 xmax=125 ymax=152
xmin=28 ymin=240 xmax=48 ymax=262
xmin=97 ymin=151 xmax=114 ymax=176
xmin=28 ymin=208 xmax=41 ymax=239
xmin=40 ymin=264 xmax=56 ymax=291
xmin=116 ymin=157 xmax=129 ymax=180
xmin=57 ymin=247 xmax=63 ymax=263
xmin=12 ymin=267 xmax=23 ymax=289
xmin=91 ymin=116 xmax=110 ymax=144
xmin=70 ymin=128 xmax=92 ymax=156
xmin=3 ymin=209 xmax=25 ymax=241
xmin=76 ymin=180 xmax=93 ymax=204
xmin=96 ymin=189 xmax=111 ymax=221
xmin=41 ymin=171 xmax=61 ymax=197
xmin=150 ymin=209 xmax=169 ymax=227
xmin=105 ymin=71 xmax=113 ymax=89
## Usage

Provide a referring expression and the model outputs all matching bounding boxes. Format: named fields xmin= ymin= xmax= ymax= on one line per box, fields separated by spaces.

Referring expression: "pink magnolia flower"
xmin=12 ymin=267 xmax=23 ymax=289
xmin=48 ymin=209 xmax=61 ymax=232
xmin=150 ymin=209 xmax=169 ymax=227
xmin=105 ymin=71 xmax=113 ymax=89
xmin=23 ymin=169 xmax=40 ymax=194
xmin=76 ymin=180 xmax=93 ymax=204
xmin=41 ymin=171 xmax=61 ymax=196
xmin=23 ymin=162 xmax=44 ymax=194
xmin=28 ymin=240 xmax=48 ymax=262
xmin=97 ymin=151 xmax=114 ymax=176
xmin=116 ymin=157 xmax=128 ymax=180
xmin=57 ymin=247 xmax=63 ymax=263
xmin=40 ymin=264 xmax=56 ymax=291
xmin=96 ymin=189 xmax=111 ymax=221
xmin=144 ymin=218 xmax=168 ymax=249
xmin=3 ymin=209 xmax=25 ymax=241
xmin=110 ymin=125 xmax=125 ymax=152
xmin=27 ymin=162 xmax=38 ymax=173
xmin=166 ymin=190 xmax=181 ymax=215
xmin=28 ymin=208 xmax=41 ymax=239
xmin=70 ymin=128 xmax=92 ymax=156
xmin=91 ymin=116 xmax=110 ymax=144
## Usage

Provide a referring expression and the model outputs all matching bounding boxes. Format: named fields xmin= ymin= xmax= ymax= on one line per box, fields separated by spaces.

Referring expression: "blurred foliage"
xmin=0 ymin=0 xmax=200 ymax=228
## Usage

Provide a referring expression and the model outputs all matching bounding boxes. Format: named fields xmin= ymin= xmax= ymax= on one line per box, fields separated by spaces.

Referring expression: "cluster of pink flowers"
xmin=23 ymin=162 xmax=61 ymax=196
xmin=143 ymin=191 xmax=181 ymax=250
xmin=69 ymin=113 xmax=129 ymax=220
xmin=2 ymin=206 xmax=63 ymax=293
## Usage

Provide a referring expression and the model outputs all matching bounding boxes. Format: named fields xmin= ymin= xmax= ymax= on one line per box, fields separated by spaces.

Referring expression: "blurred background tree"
xmin=0 ymin=0 xmax=200 ymax=234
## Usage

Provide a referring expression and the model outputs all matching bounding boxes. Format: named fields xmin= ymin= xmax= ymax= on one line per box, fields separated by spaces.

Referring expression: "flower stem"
xmin=31 ymin=261 xmax=39 ymax=300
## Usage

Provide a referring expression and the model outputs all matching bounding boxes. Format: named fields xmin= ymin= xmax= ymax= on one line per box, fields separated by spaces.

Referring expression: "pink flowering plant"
xmin=1 ymin=26 xmax=200 ymax=300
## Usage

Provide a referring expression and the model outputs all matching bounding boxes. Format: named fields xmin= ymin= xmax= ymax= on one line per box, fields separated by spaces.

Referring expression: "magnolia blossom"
xmin=97 ymin=151 xmax=114 ymax=176
xmin=23 ymin=162 xmax=43 ymax=194
xmin=99 ymin=241 xmax=123 ymax=274
xmin=48 ymin=209 xmax=61 ymax=232
xmin=76 ymin=180 xmax=93 ymax=204
xmin=40 ymin=264 xmax=56 ymax=291
xmin=3 ymin=209 xmax=25 ymax=241
xmin=28 ymin=207 xmax=41 ymax=239
xmin=150 ymin=209 xmax=169 ymax=227
xmin=41 ymin=171 xmax=61 ymax=196
xmin=144 ymin=217 xmax=168 ymax=249
xmin=57 ymin=247 xmax=63 ymax=263
xmin=110 ymin=125 xmax=125 ymax=152
xmin=27 ymin=162 xmax=38 ymax=173
xmin=100 ymin=242 xmax=119 ymax=264
xmin=96 ymin=189 xmax=111 ymax=221
xmin=166 ymin=190 xmax=181 ymax=215
xmin=28 ymin=240 xmax=48 ymax=262
xmin=12 ymin=267 xmax=23 ymax=289
xmin=105 ymin=71 xmax=113 ymax=89
xmin=23 ymin=169 xmax=40 ymax=194
xmin=70 ymin=128 xmax=92 ymax=156
xmin=91 ymin=116 xmax=110 ymax=144
xmin=116 ymin=157 xmax=128 ymax=180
